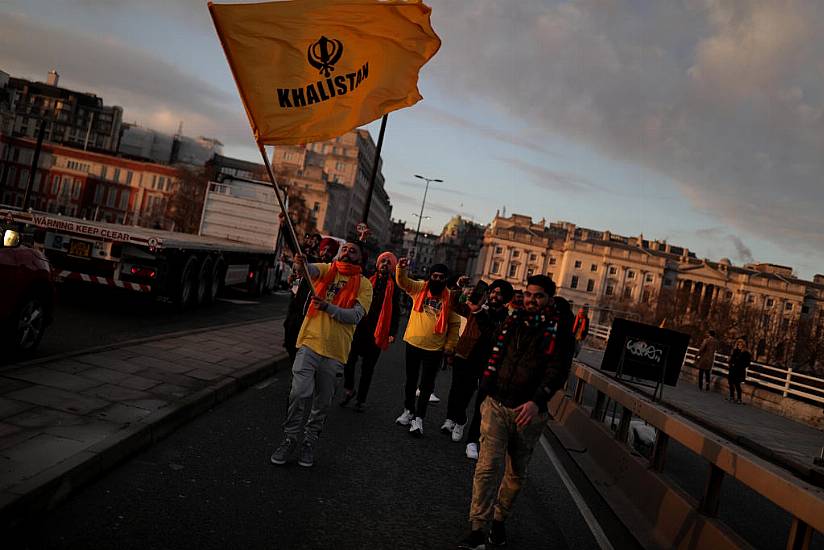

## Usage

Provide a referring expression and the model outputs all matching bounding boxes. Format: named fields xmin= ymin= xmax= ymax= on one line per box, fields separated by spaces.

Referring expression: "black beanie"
xmin=489 ymin=279 xmax=515 ymax=302
xmin=430 ymin=263 xmax=449 ymax=276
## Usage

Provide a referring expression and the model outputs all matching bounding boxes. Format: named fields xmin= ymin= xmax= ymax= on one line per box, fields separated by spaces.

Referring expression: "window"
xmin=101 ymin=166 xmax=108 ymax=180
xmin=527 ymin=267 xmax=535 ymax=277
xmin=18 ymin=169 xmax=28 ymax=189
xmin=645 ymin=273 xmax=654 ymax=283
xmin=7 ymin=166 xmax=16 ymax=187
xmin=72 ymin=179 xmax=81 ymax=199
xmin=726 ymin=290 xmax=733 ymax=299
xmin=570 ymin=275 xmax=579 ymax=289
xmin=495 ymin=246 xmax=503 ymax=255
xmin=766 ymin=298 xmax=774 ymax=308
xmin=642 ymin=289 xmax=652 ymax=302
xmin=586 ymin=279 xmax=595 ymax=292
xmin=491 ymin=261 xmax=500 ymax=274
xmin=782 ymin=318 xmax=790 ymax=329
xmin=747 ymin=294 xmax=755 ymax=304
xmin=508 ymin=264 xmax=518 ymax=278
xmin=151 ymin=175 xmax=158 ymax=189
xmin=609 ymin=266 xmax=617 ymax=275
xmin=574 ymin=260 xmax=582 ymax=269
xmin=157 ymin=176 xmax=165 ymax=190
xmin=94 ymin=185 xmax=104 ymax=204
xmin=106 ymin=189 xmax=117 ymax=208
xmin=547 ymin=272 xmax=554 ymax=280
xmin=335 ymin=161 xmax=345 ymax=171
xmin=61 ymin=176 xmax=72 ymax=196
xmin=590 ymin=263 xmax=597 ymax=272
xmin=606 ymin=285 xmax=614 ymax=296
xmin=624 ymin=287 xmax=633 ymax=298
xmin=113 ymin=168 xmax=121 ymax=183
xmin=529 ymin=253 xmax=537 ymax=262
xmin=119 ymin=191 xmax=129 ymax=210
xmin=33 ymin=173 xmax=42 ymax=193
xmin=549 ymin=257 xmax=557 ymax=265
xmin=126 ymin=171 xmax=133 ymax=185
xmin=627 ymin=270 xmax=636 ymax=279
xmin=166 ymin=179 xmax=174 ymax=192
xmin=512 ymin=250 xmax=520 ymax=258
xmin=785 ymin=302 xmax=793 ymax=311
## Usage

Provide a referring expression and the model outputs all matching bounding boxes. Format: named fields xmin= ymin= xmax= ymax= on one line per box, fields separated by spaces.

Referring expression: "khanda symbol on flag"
xmin=308 ymin=36 xmax=344 ymax=78
xmin=208 ymin=0 xmax=441 ymax=145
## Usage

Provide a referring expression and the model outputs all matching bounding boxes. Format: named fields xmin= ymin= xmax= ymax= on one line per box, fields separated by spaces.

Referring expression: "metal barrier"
xmin=552 ymin=363 xmax=824 ymax=549
xmin=588 ymin=324 xmax=824 ymax=406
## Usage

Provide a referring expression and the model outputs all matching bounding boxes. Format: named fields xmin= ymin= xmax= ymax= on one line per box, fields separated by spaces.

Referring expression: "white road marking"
xmin=218 ymin=298 xmax=261 ymax=305
xmin=540 ymin=434 xmax=615 ymax=550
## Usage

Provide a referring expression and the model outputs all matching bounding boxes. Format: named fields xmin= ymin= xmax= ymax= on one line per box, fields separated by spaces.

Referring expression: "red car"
xmin=1 ymin=227 xmax=55 ymax=357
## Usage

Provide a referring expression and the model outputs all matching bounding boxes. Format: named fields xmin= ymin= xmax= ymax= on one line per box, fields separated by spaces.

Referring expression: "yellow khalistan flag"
xmin=209 ymin=0 xmax=441 ymax=145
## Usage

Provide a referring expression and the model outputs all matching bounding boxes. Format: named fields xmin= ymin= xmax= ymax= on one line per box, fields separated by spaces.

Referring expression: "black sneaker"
xmin=456 ymin=529 xmax=486 ymax=549
xmin=298 ymin=441 xmax=314 ymax=467
xmin=488 ymin=520 xmax=507 ymax=546
xmin=353 ymin=401 xmax=366 ymax=413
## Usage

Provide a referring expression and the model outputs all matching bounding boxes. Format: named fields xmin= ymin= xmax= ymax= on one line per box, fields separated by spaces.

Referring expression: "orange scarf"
xmin=413 ymin=282 xmax=450 ymax=335
xmin=370 ymin=274 xmax=395 ymax=350
xmin=306 ymin=261 xmax=362 ymax=318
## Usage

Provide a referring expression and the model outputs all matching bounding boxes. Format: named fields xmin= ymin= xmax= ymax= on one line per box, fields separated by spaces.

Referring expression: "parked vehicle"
xmin=0 ymin=177 xmax=284 ymax=309
xmin=0 ymin=225 xmax=56 ymax=356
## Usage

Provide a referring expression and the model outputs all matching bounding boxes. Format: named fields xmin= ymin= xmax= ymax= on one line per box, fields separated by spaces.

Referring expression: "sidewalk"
xmin=0 ymin=318 xmax=288 ymax=528
xmin=578 ymin=348 xmax=824 ymax=485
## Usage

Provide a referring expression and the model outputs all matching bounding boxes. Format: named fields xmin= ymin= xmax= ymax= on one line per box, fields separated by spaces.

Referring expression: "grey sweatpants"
xmin=282 ymin=346 xmax=344 ymax=444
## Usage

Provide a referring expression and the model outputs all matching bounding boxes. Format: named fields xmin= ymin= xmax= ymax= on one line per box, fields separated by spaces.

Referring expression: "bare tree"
xmin=166 ymin=166 xmax=207 ymax=234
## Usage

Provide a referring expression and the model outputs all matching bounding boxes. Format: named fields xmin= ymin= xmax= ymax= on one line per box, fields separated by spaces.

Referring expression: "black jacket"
xmin=728 ymin=349 xmax=751 ymax=383
xmin=483 ymin=303 xmax=575 ymax=413
xmin=352 ymin=273 xmax=400 ymax=351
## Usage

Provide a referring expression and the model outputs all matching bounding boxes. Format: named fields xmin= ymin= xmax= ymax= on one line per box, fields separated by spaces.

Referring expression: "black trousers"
xmin=344 ymin=340 xmax=382 ymax=403
xmin=729 ymin=379 xmax=742 ymax=400
xmin=446 ymin=356 xmax=483 ymax=425
xmin=404 ymin=343 xmax=443 ymax=418
xmin=465 ymin=387 xmax=487 ymax=445
xmin=698 ymin=369 xmax=711 ymax=389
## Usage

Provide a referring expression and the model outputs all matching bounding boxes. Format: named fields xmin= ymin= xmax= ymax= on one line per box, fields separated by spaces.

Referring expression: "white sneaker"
xmin=451 ymin=423 xmax=465 ymax=442
xmin=466 ymin=442 xmax=479 ymax=460
xmin=409 ymin=417 xmax=424 ymax=437
xmin=395 ymin=409 xmax=414 ymax=426
xmin=441 ymin=419 xmax=456 ymax=434
xmin=429 ymin=393 xmax=441 ymax=404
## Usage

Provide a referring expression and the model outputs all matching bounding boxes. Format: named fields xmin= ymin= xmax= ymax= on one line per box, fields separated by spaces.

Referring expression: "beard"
xmin=428 ymin=279 xmax=446 ymax=294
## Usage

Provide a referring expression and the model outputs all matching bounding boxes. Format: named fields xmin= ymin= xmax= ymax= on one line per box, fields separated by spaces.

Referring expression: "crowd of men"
xmin=272 ymin=233 xmax=581 ymax=549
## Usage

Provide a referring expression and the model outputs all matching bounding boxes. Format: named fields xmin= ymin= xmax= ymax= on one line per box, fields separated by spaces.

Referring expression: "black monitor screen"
xmin=600 ymin=318 xmax=691 ymax=386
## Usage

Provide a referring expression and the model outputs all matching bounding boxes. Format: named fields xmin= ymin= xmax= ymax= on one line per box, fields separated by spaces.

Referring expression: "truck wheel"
xmin=175 ymin=255 xmax=199 ymax=309
xmin=193 ymin=258 xmax=214 ymax=307
xmin=201 ymin=258 xmax=220 ymax=305
xmin=13 ymin=296 xmax=48 ymax=354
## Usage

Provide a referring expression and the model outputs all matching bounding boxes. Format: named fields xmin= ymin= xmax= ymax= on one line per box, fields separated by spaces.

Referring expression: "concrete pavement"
xmin=578 ymin=347 xmax=824 ymax=487
xmin=0 ymin=318 xmax=288 ymax=529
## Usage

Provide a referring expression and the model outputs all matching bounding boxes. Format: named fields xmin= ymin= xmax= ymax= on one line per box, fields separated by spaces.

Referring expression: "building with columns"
xmin=474 ymin=213 xmax=824 ymax=363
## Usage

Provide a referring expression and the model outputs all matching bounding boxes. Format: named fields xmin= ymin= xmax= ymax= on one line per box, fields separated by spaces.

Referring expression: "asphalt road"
xmin=25 ymin=282 xmax=290 ymax=361
xmin=576 ymin=348 xmax=824 ymax=550
xmin=9 ymin=323 xmax=630 ymax=550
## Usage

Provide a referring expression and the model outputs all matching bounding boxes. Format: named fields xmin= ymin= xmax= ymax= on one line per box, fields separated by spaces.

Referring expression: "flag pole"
xmin=361 ymin=113 xmax=388 ymax=227
xmin=257 ymin=142 xmax=316 ymax=296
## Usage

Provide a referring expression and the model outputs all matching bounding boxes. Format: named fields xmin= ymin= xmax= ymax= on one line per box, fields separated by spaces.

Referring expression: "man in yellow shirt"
xmin=394 ymin=258 xmax=461 ymax=436
xmin=270 ymin=241 xmax=372 ymax=467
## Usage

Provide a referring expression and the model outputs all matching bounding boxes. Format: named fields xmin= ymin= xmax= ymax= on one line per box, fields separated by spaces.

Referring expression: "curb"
xmin=6 ymin=316 xmax=283 ymax=369
xmin=1 ymin=351 xmax=291 ymax=531
xmin=660 ymin=399 xmax=824 ymax=489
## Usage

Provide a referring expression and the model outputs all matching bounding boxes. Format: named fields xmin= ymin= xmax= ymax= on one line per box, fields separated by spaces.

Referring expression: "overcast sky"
xmin=3 ymin=0 xmax=823 ymax=278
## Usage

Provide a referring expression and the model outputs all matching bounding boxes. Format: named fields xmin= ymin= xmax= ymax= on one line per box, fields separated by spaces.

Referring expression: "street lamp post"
xmin=411 ymin=174 xmax=442 ymax=260
xmin=411 ymin=212 xmax=431 ymax=267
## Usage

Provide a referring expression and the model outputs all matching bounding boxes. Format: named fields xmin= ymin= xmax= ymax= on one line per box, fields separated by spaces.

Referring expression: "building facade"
xmin=272 ymin=129 xmax=392 ymax=245
xmin=0 ymin=135 xmax=179 ymax=227
xmin=433 ymin=215 xmax=485 ymax=277
xmin=474 ymin=213 xmax=824 ymax=365
xmin=118 ymin=123 xmax=223 ymax=166
xmin=1 ymin=70 xmax=123 ymax=153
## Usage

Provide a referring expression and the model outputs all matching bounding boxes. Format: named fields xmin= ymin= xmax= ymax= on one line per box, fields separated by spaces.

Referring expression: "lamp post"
xmin=411 ymin=174 xmax=442 ymax=259
xmin=410 ymin=212 xmax=431 ymax=266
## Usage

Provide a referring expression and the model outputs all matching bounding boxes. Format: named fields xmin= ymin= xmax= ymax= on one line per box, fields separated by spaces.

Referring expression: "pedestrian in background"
xmin=695 ymin=329 xmax=719 ymax=391
xmin=457 ymin=275 xmax=573 ymax=549
xmin=572 ymin=305 xmax=590 ymax=357
xmin=340 ymin=251 xmax=400 ymax=412
xmin=394 ymin=259 xmax=461 ymax=437
xmin=270 ymin=242 xmax=372 ymax=467
xmin=727 ymin=338 xmax=750 ymax=404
